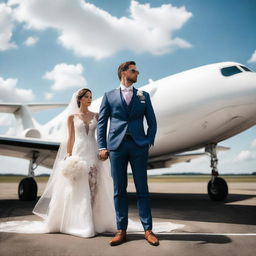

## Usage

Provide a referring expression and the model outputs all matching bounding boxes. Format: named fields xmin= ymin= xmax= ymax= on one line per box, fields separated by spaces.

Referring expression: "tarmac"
xmin=0 ymin=181 xmax=255 ymax=256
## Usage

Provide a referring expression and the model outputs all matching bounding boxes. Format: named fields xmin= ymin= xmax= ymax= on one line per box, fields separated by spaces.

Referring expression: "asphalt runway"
xmin=0 ymin=181 xmax=255 ymax=256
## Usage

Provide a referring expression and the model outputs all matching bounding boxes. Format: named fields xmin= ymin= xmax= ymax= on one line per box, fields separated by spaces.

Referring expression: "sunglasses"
xmin=127 ymin=68 xmax=139 ymax=74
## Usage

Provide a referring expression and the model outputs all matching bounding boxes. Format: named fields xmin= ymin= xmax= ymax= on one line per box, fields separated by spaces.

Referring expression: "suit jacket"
xmin=97 ymin=87 xmax=157 ymax=151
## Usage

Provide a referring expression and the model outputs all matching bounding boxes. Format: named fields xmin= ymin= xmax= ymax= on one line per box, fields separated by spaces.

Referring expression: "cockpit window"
xmin=240 ymin=65 xmax=252 ymax=72
xmin=220 ymin=66 xmax=242 ymax=77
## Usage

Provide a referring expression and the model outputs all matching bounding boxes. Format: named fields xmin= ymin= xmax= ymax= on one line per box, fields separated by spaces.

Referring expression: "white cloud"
xmin=0 ymin=114 xmax=13 ymax=126
xmin=248 ymin=50 xmax=256 ymax=63
xmin=4 ymin=127 xmax=16 ymax=136
xmin=8 ymin=0 xmax=192 ymax=59
xmin=251 ymin=138 xmax=256 ymax=148
xmin=234 ymin=150 xmax=256 ymax=162
xmin=0 ymin=76 xmax=35 ymax=102
xmin=44 ymin=92 xmax=54 ymax=100
xmin=0 ymin=3 xmax=17 ymax=51
xmin=24 ymin=36 xmax=38 ymax=46
xmin=43 ymin=63 xmax=87 ymax=91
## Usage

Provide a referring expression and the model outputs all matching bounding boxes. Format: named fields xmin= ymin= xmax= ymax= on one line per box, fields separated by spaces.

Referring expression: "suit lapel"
xmin=129 ymin=87 xmax=138 ymax=116
xmin=116 ymin=88 xmax=128 ymax=113
xmin=120 ymin=88 xmax=128 ymax=109
xmin=115 ymin=87 xmax=138 ymax=117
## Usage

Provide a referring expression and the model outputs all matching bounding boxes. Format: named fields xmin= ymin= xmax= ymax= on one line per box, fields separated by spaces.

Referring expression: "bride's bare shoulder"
xmin=67 ymin=114 xmax=76 ymax=123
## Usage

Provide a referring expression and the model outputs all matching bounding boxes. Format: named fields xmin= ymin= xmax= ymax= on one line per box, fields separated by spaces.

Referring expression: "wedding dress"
xmin=0 ymin=113 xmax=117 ymax=237
xmin=0 ymin=90 xmax=184 ymax=238
xmin=40 ymin=113 xmax=117 ymax=237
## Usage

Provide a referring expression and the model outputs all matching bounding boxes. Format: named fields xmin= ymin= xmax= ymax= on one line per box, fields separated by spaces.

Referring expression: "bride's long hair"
xmin=33 ymin=88 xmax=91 ymax=218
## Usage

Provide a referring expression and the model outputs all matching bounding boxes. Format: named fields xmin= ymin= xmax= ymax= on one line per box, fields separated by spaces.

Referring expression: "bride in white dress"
xmin=0 ymin=88 xmax=183 ymax=238
xmin=38 ymin=88 xmax=117 ymax=237
xmin=0 ymin=88 xmax=116 ymax=237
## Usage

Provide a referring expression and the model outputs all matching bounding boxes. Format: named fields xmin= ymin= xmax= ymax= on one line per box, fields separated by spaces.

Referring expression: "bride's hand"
xmin=98 ymin=149 xmax=109 ymax=161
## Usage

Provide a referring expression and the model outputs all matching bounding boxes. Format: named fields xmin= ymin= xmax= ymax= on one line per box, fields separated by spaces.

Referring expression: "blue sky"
xmin=0 ymin=0 xmax=256 ymax=175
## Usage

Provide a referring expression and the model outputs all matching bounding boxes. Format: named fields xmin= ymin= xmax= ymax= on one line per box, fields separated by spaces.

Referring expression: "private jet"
xmin=0 ymin=61 xmax=255 ymax=201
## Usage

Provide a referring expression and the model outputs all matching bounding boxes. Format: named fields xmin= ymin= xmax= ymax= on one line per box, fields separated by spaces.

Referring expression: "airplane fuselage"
xmin=144 ymin=62 xmax=256 ymax=157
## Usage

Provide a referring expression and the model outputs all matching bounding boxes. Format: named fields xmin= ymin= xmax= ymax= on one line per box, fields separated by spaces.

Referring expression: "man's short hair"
xmin=117 ymin=61 xmax=136 ymax=81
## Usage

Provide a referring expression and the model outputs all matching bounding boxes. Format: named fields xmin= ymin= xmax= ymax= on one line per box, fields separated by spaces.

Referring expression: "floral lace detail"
xmin=75 ymin=113 xmax=96 ymax=135
xmin=88 ymin=165 xmax=98 ymax=205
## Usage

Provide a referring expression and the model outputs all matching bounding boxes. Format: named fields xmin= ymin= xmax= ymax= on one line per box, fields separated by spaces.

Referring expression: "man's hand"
xmin=98 ymin=149 xmax=109 ymax=161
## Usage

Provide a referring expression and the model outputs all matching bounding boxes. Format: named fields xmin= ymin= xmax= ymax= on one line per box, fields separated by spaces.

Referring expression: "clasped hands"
xmin=98 ymin=149 xmax=109 ymax=161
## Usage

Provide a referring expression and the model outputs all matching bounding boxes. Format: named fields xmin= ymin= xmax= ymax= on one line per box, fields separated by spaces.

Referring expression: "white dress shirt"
xmin=120 ymin=84 xmax=133 ymax=105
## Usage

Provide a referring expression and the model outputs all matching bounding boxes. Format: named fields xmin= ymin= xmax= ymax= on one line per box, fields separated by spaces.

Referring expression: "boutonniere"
xmin=137 ymin=90 xmax=145 ymax=101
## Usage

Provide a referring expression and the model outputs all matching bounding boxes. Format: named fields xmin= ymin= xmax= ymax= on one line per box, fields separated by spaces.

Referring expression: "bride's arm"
xmin=66 ymin=115 xmax=75 ymax=157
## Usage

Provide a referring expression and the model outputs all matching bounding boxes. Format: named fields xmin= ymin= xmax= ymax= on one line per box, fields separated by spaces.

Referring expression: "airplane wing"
xmin=147 ymin=146 xmax=230 ymax=169
xmin=0 ymin=103 xmax=68 ymax=113
xmin=0 ymin=135 xmax=230 ymax=171
xmin=0 ymin=136 xmax=60 ymax=169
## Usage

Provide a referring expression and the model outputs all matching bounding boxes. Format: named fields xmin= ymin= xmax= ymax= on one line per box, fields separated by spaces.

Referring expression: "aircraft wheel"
xmin=207 ymin=177 xmax=228 ymax=201
xmin=18 ymin=177 xmax=38 ymax=201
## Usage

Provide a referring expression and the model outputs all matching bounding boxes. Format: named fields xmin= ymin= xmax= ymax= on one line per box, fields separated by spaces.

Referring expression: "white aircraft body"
xmin=0 ymin=62 xmax=255 ymax=201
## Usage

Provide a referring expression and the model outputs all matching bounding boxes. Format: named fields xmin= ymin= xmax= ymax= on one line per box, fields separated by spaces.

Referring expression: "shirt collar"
xmin=120 ymin=83 xmax=133 ymax=91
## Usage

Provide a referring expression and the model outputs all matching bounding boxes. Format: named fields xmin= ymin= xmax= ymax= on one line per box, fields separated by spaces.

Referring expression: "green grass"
xmin=0 ymin=176 xmax=50 ymax=183
xmin=1 ymin=175 xmax=255 ymax=183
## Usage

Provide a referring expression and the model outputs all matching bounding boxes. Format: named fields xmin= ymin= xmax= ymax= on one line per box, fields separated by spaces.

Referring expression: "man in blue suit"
xmin=97 ymin=61 xmax=158 ymax=246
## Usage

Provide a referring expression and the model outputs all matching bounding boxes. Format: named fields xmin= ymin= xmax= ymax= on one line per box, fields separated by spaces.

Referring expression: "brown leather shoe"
xmin=145 ymin=230 xmax=159 ymax=246
xmin=109 ymin=230 xmax=127 ymax=246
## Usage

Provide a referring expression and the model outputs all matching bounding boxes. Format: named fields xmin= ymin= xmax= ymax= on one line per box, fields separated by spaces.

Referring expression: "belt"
xmin=123 ymin=134 xmax=133 ymax=140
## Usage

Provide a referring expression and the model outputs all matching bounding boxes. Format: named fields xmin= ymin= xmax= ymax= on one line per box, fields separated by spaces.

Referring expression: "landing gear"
xmin=205 ymin=144 xmax=228 ymax=201
xmin=207 ymin=177 xmax=228 ymax=201
xmin=18 ymin=151 xmax=39 ymax=201
xmin=18 ymin=177 xmax=37 ymax=201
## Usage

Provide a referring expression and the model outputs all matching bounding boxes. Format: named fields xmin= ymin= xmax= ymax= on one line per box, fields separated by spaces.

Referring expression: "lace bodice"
xmin=73 ymin=113 xmax=98 ymax=137
xmin=72 ymin=113 xmax=98 ymax=167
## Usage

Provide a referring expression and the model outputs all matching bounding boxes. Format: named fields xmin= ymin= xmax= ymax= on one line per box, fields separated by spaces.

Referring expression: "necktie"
xmin=123 ymin=88 xmax=132 ymax=105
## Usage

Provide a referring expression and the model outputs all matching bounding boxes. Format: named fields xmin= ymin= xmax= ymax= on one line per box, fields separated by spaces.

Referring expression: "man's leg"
xmin=109 ymin=141 xmax=129 ymax=230
xmin=129 ymin=142 xmax=152 ymax=231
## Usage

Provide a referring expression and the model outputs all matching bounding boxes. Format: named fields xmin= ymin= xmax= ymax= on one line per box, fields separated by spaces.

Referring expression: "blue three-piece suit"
xmin=97 ymin=87 xmax=157 ymax=231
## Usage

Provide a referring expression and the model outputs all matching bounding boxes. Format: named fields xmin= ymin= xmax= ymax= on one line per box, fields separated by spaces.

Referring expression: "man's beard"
xmin=127 ymin=77 xmax=137 ymax=83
